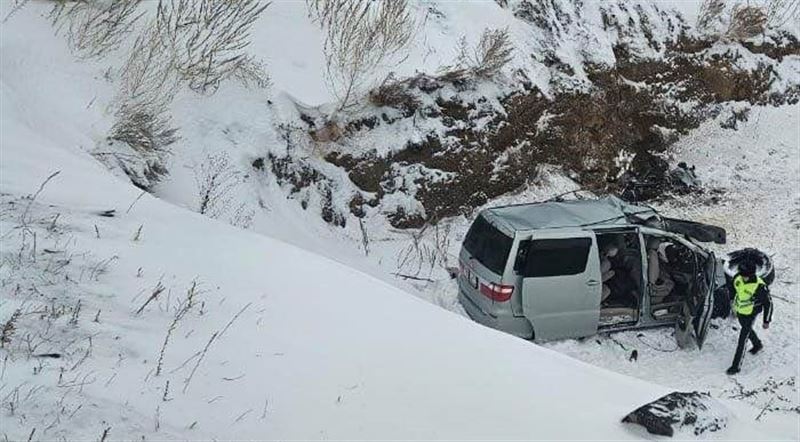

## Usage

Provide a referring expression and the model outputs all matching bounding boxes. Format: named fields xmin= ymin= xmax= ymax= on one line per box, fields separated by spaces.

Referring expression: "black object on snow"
xmin=622 ymin=391 xmax=728 ymax=437
xmin=723 ymin=248 xmax=775 ymax=285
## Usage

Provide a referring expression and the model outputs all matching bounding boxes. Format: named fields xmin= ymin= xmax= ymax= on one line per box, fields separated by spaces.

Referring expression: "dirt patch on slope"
xmin=270 ymin=32 xmax=800 ymax=229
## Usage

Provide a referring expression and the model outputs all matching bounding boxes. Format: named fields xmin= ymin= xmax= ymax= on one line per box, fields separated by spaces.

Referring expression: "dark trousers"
xmin=731 ymin=314 xmax=762 ymax=370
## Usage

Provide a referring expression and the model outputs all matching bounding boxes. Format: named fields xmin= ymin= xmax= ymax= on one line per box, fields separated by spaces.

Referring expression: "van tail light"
xmin=480 ymin=283 xmax=514 ymax=302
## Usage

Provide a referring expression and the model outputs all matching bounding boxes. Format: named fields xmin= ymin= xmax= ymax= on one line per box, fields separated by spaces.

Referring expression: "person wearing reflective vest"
xmin=727 ymin=260 xmax=773 ymax=375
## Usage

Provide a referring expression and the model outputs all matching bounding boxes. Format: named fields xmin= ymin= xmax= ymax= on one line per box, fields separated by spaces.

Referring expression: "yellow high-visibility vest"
xmin=733 ymin=275 xmax=765 ymax=316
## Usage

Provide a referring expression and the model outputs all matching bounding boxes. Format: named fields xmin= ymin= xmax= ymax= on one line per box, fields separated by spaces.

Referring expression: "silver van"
xmin=458 ymin=196 xmax=727 ymax=348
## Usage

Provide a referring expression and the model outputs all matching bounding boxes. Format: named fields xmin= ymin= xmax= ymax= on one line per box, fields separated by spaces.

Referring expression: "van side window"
xmin=517 ymin=238 xmax=592 ymax=277
xmin=463 ymin=215 xmax=514 ymax=275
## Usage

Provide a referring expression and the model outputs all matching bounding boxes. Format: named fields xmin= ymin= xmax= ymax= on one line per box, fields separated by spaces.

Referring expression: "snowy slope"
xmin=0 ymin=38 xmax=720 ymax=440
xmin=5 ymin=47 xmax=799 ymax=439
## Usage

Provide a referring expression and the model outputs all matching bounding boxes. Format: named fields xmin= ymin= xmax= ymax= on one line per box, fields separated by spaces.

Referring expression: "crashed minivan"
xmin=458 ymin=196 xmax=730 ymax=348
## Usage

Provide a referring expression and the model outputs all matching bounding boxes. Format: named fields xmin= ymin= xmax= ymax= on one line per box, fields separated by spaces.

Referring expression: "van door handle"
xmin=586 ymin=279 xmax=600 ymax=286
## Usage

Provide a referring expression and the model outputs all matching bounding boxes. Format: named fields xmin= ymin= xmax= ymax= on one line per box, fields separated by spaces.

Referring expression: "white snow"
xmin=1 ymin=43 xmax=678 ymax=440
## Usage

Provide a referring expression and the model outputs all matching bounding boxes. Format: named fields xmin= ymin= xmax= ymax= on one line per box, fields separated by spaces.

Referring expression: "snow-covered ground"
xmin=2 ymin=0 xmax=800 ymax=440
xmin=547 ymin=103 xmax=800 ymax=430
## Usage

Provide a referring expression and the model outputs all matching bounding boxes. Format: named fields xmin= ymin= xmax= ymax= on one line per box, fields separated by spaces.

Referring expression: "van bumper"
xmin=459 ymin=288 xmax=534 ymax=339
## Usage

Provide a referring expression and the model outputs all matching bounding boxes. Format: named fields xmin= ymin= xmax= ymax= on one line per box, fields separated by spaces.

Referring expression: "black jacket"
xmin=728 ymin=274 xmax=774 ymax=323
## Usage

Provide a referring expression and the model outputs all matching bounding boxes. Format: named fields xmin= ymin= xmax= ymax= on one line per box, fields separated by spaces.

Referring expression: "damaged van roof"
xmin=485 ymin=196 xmax=659 ymax=232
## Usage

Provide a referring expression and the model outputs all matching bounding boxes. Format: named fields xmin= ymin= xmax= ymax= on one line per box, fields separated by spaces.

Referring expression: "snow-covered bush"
xmin=102 ymin=24 xmax=180 ymax=190
xmin=154 ymin=0 xmax=271 ymax=94
xmin=194 ymin=152 xmax=241 ymax=219
xmin=104 ymin=104 xmax=179 ymax=190
xmin=36 ymin=0 xmax=271 ymax=189
xmin=438 ymin=28 xmax=514 ymax=83
xmin=727 ymin=4 xmax=769 ymax=40
xmin=308 ymin=0 xmax=416 ymax=112
xmin=697 ymin=0 xmax=726 ymax=36
xmin=50 ymin=0 xmax=145 ymax=59
xmin=368 ymin=74 xmax=420 ymax=114
xmin=470 ymin=27 xmax=515 ymax=79
xmin=698 ymin=0 xmax=798 ymax=41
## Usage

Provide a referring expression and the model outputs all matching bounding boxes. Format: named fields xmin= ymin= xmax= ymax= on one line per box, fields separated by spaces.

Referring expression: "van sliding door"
xmin=518 ymin=231 xmax=602 ymax=341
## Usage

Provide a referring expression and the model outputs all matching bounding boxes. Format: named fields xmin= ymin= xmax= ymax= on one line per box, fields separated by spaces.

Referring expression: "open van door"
xmin=692 ymin=252 xmax=717 ymax=349
xmin=677 ymin=249 xmax=716 ymax=349
xmin=662 ymin=217 xmax=726 ymax=244
xmin=517 ymin=230 xmax=602 ymax=341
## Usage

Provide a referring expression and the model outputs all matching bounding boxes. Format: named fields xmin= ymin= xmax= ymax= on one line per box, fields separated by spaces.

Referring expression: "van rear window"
xmin=463 ymin=215 xmax=513 ymax=275
xmin=518 ymin=238 xmax=592 ymax=277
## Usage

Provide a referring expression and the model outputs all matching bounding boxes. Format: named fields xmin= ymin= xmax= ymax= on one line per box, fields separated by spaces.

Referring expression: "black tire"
xmin=723 ymin=248 xmax=775 ymax=285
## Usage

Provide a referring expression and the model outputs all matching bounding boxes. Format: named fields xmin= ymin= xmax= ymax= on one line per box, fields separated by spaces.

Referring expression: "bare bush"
xmin=727 ymin=4 xmax=768 ymax=39
xmin=49 ymin=0 xmax=268 ymax=188
xmin=697 ymin=0 xmax=726 ymax=34
xmin=194 ymin=152 xmax=240 ymax=218
xmin=102 ymin=104 xmax=179 ymax=189
xmin=471 ymin=28 xmax=515 ymax=78
xmin=368 ymin=73 xmax=420 ymax=113
xmin=438 ymin=28 xmax=514 ymax=82
xmin=1 ymin=309 xmax=22 ymax=348
xmin=699 ymin=0 xmax=798 ymax=40
xmin=109 ymin=107 xmax=179 ymax=158
xmin=51 ymin=0 xmax=145 ymax=59
xmin=308 ymin=0 xmax=415 ymax=111
xmin=156 ymin=281 xmax=199 ymax=376
xmin=765 ymin=0 xmax=800 ymax=27
xmin=155 ymin=0 xmax=271 ymax=94
xmin=395 ymin=222 xmax=452 ymax=280
xmin=230 ymin=202 xmax=256 ymax=229
xmin=96 ymin=19 xmax=180 ymax=189
xmin=118 ymin=24 xmax=180 ymax=113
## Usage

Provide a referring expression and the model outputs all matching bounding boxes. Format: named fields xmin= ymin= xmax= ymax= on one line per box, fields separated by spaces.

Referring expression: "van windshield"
xmin=463 ymin=215 xmax=513 ymax=275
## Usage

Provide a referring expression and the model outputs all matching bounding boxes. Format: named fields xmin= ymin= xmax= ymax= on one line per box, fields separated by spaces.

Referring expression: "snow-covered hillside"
xmin=2 ymin=0 xmax=799 ymax=440
xmin=1 ymin=26 xmax=779 ymax=439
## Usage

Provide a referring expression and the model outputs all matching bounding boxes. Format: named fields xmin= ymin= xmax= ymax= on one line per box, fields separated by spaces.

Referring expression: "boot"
xmin=749 ymin=343 xmax=763 ymax=355
xmin=726 ymin=366 xmax=740 ymax=375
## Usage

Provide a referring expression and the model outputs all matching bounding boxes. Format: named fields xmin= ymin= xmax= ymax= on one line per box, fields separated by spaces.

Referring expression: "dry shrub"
xmin=104 ymin=105 xmax=178 ymax=189
xmin=100 ymin=23 xmax=180 ymax=189
xmin=50 ymin=0 xmax=145 ymax=59
xmin=727 ymin=5 xmax=768 ymax=39
xmin=109 ymin=107 xmax=179 ymax=158
xmin=699 ymin=0 xmax=798 ymax=41
xmin=97 ymin=0 xmax=269 ymax=188
xmin=697 ymin=0 xmax=726 ymax=34
xmin=438 ymin=28 xmax=514 ymax=82
xmin=765 ymin=0 xmax=800 ymax=27
xmin=308 ymin=0 xmax=415 ymax=111
xmin=194 ymin=152 xmax=241 ymax=218
xmin=368 ymin=74 xmax=420 ymax=113
xmin=118 ymin=23 xmax=180 ymax=114
xmin=471 ymin=27 xmax=515 ymax=78
xmin=155 ymin=0 xmax=271 ymax=94
xmin=1 ymin=309 xmax=22 ymax=348
xmin=698 ymin=59 xmax=774 ymax=103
